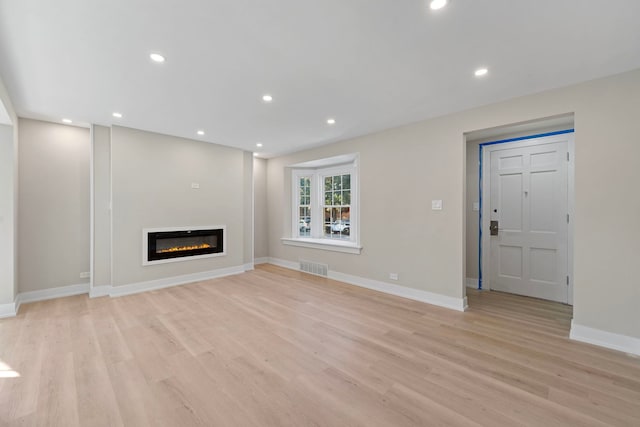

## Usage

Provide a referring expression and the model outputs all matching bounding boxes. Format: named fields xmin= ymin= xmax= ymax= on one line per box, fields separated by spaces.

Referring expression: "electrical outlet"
xmin=80 ymin=271 xmax=90 ymax=279
xmin=431 ymin=200 xmax=443 ymax=210
xmin=191 ymin=182 xmax=200 ymax=189
xmin=389 ymin=273 xmax=398 ymax=280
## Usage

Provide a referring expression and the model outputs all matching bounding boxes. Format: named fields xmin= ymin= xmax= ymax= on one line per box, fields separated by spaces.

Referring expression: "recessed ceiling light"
xmin=197 ymin=130 xmax=205 ymax=136
xmin=475 ymin=68 xmax=489 ymax=77
xmin=327 ymin=118 xmax=336 ymax=125
xmin=262 ymin=94 xmax=273 ymax=103
xmin=430 ymin=0 xmax=448 ymax=10
xmin=149 ymin=53 xmax=165 ymax=63
xmin=256 ymin=143 xmax=263 ymax=147
xmin=62 ymin=118 xmax=72 ymax=124
xmin=112 ymin=112 xmax=122 ymax=118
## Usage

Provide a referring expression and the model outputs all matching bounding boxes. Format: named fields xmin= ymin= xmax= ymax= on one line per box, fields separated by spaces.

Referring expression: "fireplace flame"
xmin=157 ymin=243 xmax=212 ymax=253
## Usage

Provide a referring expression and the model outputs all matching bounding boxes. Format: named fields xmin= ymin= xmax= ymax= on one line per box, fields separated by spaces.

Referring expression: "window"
xmin=285 ymin=156 xmax=360 ymax=254
xmin=322 ymin=173 xmax=351 ymax=240
xmin=298 ymin=176 xmax=312 ymax=237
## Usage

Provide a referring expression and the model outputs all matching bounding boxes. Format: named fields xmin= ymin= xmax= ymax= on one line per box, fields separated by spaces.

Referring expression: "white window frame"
xmin=282 ymin=158 xmax=361 ymax=254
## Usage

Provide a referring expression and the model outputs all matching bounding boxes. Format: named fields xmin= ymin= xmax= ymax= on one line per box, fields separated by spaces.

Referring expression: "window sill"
xmin=281 ymin=237 xmax=362 ymax=254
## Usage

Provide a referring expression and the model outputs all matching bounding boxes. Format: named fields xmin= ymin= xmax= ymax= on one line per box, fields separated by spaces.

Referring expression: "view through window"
xmin=292 ymin=160 xmax=357 ymax=244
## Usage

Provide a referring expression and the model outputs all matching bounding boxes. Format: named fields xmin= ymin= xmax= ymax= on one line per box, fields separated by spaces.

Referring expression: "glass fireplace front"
xmin=147 ymin=228 xmax=223 ymax=262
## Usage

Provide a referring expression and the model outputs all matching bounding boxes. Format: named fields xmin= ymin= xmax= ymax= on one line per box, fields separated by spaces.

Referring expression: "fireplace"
xmin=143 ymin=226 xmax=225 ymax=265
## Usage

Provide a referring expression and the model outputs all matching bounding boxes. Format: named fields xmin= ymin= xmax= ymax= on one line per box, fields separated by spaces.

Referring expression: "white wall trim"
xmin=254 ymin=257 xmax=270 ymax=265
xmin=108 ymin=264 xmax=245 ymax=297
xmin=281 ymin=237 xmax=362 ymax=254
xmin=268 ymin=257 xmax=299 ymax=270
xmin=17 ymin=283 xmax=90 ymax=306
xmin=89 ymin=124 xmax=95 ymax=294
xmin=90 ymin=285 xmax=111 ymax=298
xmin=251 ymin=153 xmax=255 ymax=271
xmin=466 ymin=277 xmax=478 ymax=289
xmin=567 ymin=134 xmax=575 ymax=305
xmin=0 ymin=264 xmax=250 ymax=317
xmin=0 ymin=301 xmax=18 ymax=318
xmin=267 ymin=257 xmax=468 ymax=312
xmin=570 ymin=320 xmax=640 ymax=356
xmin=329 ymin=270 xmax=468 ymax=312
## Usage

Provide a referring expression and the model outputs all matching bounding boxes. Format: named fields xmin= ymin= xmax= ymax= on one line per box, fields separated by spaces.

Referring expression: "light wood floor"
xmin=1 ymin=264 xmax=639 ymax=426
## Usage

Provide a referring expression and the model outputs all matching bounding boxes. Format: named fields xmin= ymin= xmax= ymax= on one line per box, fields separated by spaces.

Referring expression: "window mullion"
xmin=311 ymin=172 xmax=321 ymax=238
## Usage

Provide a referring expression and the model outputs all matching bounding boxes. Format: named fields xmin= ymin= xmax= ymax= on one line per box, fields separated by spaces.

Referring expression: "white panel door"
xmin=489 ymin=139 xmax=569 ymax=303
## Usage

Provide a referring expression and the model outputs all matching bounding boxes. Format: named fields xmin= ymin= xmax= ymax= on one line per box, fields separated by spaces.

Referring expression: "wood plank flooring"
xmin=1 ymin=263 xmax=639 ymax=426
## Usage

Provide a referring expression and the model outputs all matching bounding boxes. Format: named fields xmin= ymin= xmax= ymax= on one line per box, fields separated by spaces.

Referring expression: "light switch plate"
xmin=431 ymin=200 xmax=443 ymax=210
xmin=191 ymin=182 xmax=200 ymax=189
xmin=473 ymin=202 xmax=480 ymax=211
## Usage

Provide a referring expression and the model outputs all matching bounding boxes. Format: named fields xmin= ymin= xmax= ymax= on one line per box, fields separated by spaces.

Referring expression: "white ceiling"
xmin=0 ymin=1 xmax=639 ymax=157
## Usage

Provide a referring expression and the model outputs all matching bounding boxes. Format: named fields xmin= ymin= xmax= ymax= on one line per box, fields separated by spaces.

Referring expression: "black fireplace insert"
xmin=147 ymin=228 xmax=224 ymax=262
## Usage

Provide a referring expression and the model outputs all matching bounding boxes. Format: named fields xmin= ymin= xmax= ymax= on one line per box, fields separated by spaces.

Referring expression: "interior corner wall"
xmin=92 ymin=125 xmax=111 ymax=287
xmin=243 ymin=151 xmax=254 ymax=266
xmin=109 ymin=126 xmax=246 ymax=286
xmin=0 ymin=77 xmax=18 ymax=305
xmin=266 ymin=68 xmax=640 ymax=340
xmin=253 ymin=157 xmax=268 ymax=259
xmin=18 ymin=118 xmax=90 ymax=292
xmin=0 ymin=124 xmax=16 ymax=304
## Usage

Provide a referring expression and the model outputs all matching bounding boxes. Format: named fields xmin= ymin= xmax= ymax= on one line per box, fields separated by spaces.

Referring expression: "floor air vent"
xmin=299 ymin=259 xmax=329 ymax=277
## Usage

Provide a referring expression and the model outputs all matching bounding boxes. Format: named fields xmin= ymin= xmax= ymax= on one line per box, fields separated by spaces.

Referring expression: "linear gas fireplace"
xmin=142 ymin=226 xmax=225 ymax=265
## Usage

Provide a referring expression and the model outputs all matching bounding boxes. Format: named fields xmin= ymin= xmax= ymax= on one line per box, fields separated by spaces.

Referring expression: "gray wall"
xmin=253 ymin=157 xmax=268 ymax=259
xmin=266 ymin=69 xmax=640 ymax=340
xmin=18 ymin=118 xmax=90 ymax=292
xmin=92 ymin=125 xmax=111 ymax=287
xmin=267 ymin=127 xmax=464 ymax=301
xmin=110 ymin=126 xmax=248 ymax=286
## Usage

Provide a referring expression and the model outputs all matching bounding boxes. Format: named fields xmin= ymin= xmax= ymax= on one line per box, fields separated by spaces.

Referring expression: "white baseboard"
xmin=18 ymin=283 xmax=90 ymax=305
xmin=109 ymin=264 xmax=246 ymax=297
xmin=570 ymin=320 xmax=640 ymax=356
xmin=254 ymin=257 xmax=270 ymax=265
xmin=0 ymin=301 xmax=18 ymax=318
xmin=0 ymin=264 xmax=250 ymax=318
xmin=90 ymin=285 xmax=111 ymax=298
xmin=267 ymin=257 xmax=299 ymax=270
xmin=466 ymin=277 xmax=478 ymax=289
xmin=329 ymin=270 xmax=467 ymax=312
xmin=0 ymin=283 xmax=90 ymax=318
xmin=268 ymin=257 xmax=468 ymax=312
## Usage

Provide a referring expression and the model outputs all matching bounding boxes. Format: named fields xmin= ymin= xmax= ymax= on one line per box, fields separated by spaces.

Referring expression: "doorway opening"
xmin=464 ymin=113 xmax=575 ymax=306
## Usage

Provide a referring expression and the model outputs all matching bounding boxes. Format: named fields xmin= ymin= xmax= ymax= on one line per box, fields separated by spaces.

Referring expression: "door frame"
xmin=479 ymin=129 xmax=575 ymax=304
